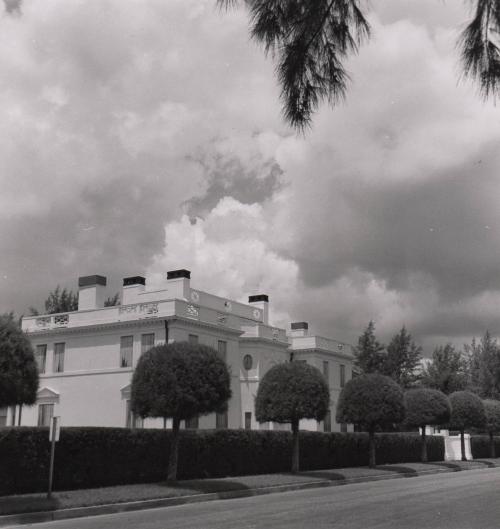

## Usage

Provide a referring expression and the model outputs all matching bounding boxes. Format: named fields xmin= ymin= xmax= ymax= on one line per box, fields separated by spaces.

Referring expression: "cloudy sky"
xmin=2 ymin=0 xmax=500 ymax=353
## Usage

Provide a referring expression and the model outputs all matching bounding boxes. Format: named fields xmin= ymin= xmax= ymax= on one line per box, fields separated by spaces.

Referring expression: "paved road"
xmin=10 ymin=468 xmax=500 ymax=529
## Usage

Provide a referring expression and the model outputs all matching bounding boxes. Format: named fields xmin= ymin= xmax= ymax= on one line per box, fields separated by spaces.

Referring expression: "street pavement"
xmin=7 ymin=467 xmax=500 ymax=529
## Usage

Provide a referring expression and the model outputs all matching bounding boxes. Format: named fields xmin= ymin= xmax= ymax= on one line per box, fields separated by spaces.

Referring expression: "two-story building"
xmin=11 ymin=269 xmax=354 ymax=432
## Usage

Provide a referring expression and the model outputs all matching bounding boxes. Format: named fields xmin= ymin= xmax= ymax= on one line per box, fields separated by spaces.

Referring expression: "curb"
xmin=1 ymin=463 xmax=498 ymax=527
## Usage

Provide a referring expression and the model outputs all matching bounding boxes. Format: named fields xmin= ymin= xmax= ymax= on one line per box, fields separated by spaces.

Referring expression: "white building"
xmin=11 ymin=270 xmax=353 ymax=432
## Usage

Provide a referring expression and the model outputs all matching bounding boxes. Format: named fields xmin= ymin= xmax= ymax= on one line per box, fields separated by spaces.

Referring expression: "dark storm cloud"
xmin=184 ymin=155 xmax=283 ymax=220
xmin=295 ymin=146 xmax=500 ymax=303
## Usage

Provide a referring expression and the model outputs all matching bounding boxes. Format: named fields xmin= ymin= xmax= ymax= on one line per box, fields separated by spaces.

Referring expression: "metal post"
xmin=47 ymin=416 xmax=57 ymax=499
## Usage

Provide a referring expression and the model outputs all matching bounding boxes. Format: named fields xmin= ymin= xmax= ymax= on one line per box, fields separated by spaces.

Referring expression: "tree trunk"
xmin=291 ymin=418 xmax=300 ymax=473
xmin=10 ymin=406 xmax=16 ymax=427
xmin=460 ymin=429 xmax=467 ymax=461
xmin=167 ymin=417 xmax=180 ymax=481
xmin=17 ymin=405 xmax=22 ymax=426
xmin=490 ymin=431 xmax=496 ymax=458
xmin=369 ymin=428 xmax=376 ymax=468
xmin=163 ymin=417 xmax=167 ymax=429
xmin=421 ymin=425 xmax=428 ymax=463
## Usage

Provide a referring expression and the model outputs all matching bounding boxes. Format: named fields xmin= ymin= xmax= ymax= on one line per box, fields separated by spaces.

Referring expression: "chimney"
xmin=78 ymin=275 xmax=107 ymax=310
xmin=166 ymin=269 xmax=191 ymax=300
xmin=122 ymin=276 xmax=146 ymax=305
xmin=248 ymin=294 xmax=269 ymax=324
xmin=290 ymin=321 xmax=308 ymax=337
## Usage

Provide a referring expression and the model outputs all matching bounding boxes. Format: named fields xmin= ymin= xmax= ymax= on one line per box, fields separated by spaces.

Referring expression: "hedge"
xmin=470 ymin=435 xmax=500 ymax=458
xmin=0 ymin=427 xmax=444 ymax=495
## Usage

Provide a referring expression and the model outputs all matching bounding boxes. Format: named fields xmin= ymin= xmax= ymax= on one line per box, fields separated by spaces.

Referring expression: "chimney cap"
xmin=291 ymin=321 xmax=308 ymax=330
xmin=123 ymin=276 xmax=146 ymax=286
xmin=167 ymin=269 xmax=191 ymax=280
xmin=78 ymin=275 xmax=107 ymax=288
xmin=249 ymin=294 xmax=269 ymax=303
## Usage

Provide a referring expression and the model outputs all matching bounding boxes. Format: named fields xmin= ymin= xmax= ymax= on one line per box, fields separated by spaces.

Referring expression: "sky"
xmin=2 ymin=0 xmax=500 ymax=353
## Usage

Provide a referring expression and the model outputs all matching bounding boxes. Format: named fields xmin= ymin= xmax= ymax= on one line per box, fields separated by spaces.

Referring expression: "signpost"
xmin=47 ymin=416 xmax=60 ymax=499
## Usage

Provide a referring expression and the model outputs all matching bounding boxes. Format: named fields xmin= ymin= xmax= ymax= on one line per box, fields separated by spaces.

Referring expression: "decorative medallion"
xmin=253 ymin=309 xmax=261 ymax=319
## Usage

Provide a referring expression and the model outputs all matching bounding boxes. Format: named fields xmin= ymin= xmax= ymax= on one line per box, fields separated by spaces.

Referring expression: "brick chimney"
xmin=78 ymin=275 xmax=107 ymax=310
xmin=122 ymin=276 xmax=146 ymax=305
xmin=248 ymin=294 xmax=269 ymax=324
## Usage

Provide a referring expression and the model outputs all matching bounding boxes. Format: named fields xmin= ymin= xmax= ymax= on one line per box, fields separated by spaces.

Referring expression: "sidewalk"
xmin=1 ymin=459 xmax=499 ymax=526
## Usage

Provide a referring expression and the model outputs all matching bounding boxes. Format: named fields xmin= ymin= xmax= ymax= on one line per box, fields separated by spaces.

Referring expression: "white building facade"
xmin=13 ymin=270 xmax=354 ymax=432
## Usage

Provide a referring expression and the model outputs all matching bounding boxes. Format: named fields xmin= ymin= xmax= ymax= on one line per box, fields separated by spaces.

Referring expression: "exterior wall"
xmin=20 ymin=275 xmax=354 ymax=434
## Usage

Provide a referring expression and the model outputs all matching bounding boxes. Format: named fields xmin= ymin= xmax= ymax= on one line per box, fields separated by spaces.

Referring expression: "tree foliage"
xmin=459 ymin=0 xmax=500 ymax=99
xmin=483 ymin=399 xmax=500 ymax=434
xmin=218 ymin=0 xmax=370 ymax=130
xmin=464 ymin=331 xmax=500 ymax=398
xmin=336 ymin=374 xmax=405 ymax=467
xmin=483 ymin=398 xmax=500 ymax=457
xmin=255 ymin=361 xmax=330 ymax=472
xmin=255 ymin=362 xmax=330 ymax=424
xmin=220 ymin=1 xmax=500 ymax=130
xmin=131 ymin=342 xmax=231 ymax=480
xmin=354 ymin=321 xmax=386 ymax=375
xmin=448 ymin=391 xmax=486 ymax=431
xmin=383 ymin=326 xmax=422 ymax=388
xmin=405 ymin=388 xmax=451 ymax=428
xmin=404 ymin=388 xmax=450 ymax=462
xmin=0 ymin=313 xmax=39 ymax=409
xmin=420 ymin=344 xmax=468 ymax=394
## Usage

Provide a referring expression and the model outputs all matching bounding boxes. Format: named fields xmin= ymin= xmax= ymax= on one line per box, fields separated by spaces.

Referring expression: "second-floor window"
xmin=35 ymin=344 xmax=47 ymax=374
xmin=53 ymin=343 xmax=65 ymax=373
xmin=217 ymin=340 xmax=227 ymax=362
xmin=141 ymin=333 xmax=155 ymax=354
xmin=188 ymin=334 xmax=199 ymax=345
xmin=340 ymin=364 xmax=346 ymax=388
xmin=120 ymin=336 xmax=133 ymax=368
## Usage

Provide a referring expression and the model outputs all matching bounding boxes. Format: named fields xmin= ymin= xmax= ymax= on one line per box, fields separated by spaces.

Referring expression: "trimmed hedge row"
xmin=470 ymin=435 xmax=500 ymax=458
xmin=0 ymin=427 xmax=444 ymax=495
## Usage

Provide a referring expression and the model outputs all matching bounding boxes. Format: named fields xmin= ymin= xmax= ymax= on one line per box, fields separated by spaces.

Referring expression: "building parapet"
xmin=290 ymin=335 xmax=354 ymax=357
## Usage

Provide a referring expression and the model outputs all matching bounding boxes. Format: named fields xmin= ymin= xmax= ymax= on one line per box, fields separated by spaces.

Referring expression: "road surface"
xmin=9 ymin=467 xmax=500 ymax=529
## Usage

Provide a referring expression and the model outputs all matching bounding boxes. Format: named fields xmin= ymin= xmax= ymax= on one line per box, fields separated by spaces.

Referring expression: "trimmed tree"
xmin=405 ymin=389 xmax=451 ymax=462
xmin=131 ymin=342 xmax=231 ymax=481
xmin=255 ymin=362 xmax=330 ymax=473
xmin=0 ymin=314 xmax=39 ymax=419
xmin=448 ymin=391 xmax=486 ymax=461
xmin=483 ymin=399 xmax=500 ymax=458
xmin=336 ymin=374 xmax=405 ymax=468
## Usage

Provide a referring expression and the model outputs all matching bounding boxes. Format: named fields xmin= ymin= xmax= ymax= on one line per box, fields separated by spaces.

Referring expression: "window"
xmin=38 ymin=403 xmax=54 ymax=427
xmin=53 ymin=343 xmax=65 ymax=373
xmin=322 ymin=361 xmax=329 ymax=383
xmin=185 ymin=416 xmax=199 ymax=429
xmin=217 ymin=340 xmax=227 ymax=362
xmin=141 ymin=333 xmax=155 ymax=354
xmin=244 ymin=412 xmax=252 ymax=430
xmin=188 ymin=334 xmax=198 ymax=345
xmin=35 ymin=344 xmax=47 ymax=374
xmin=120 ymin=336 xmax=133 ymax=368
xmin=324 ymin=410 xmax=332 ymax=433
xmin=216 ymin=410 xmax=228 ymax=429
xmin=341 ymin=423 xmax=348 ymax=433
xmin=340 ymin=364 xmax=346 ymax=388
xmin=243 ymin=354 xmax=253 ymax=370
xmin=125 ymin=400 xmax=143 ymax=429
xmin=0 ymin=407 xmax=7 ymax=427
